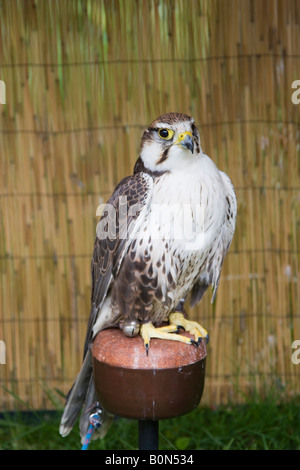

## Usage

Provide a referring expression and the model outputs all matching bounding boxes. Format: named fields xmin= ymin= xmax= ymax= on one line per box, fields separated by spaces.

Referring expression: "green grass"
xmin=1 ymin=395 xmax=300 ymax=450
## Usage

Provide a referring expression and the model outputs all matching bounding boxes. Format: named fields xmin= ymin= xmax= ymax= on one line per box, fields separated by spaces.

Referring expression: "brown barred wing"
xmin=83 ymin=172 xmax=153 ymax=357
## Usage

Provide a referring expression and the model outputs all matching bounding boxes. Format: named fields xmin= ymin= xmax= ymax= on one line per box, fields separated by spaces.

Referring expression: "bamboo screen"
xmin=0 ymin=0 xmax=299 ymax=412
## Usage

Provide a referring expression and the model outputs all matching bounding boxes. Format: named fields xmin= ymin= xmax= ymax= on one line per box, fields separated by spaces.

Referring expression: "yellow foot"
xmin=169 ymin=312 xmax=209 ymax=345
xmin=140 ymin=321 xmax=198 ymax=354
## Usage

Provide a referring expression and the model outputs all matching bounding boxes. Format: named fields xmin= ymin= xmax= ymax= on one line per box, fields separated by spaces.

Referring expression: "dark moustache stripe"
xmin=156 ymin=147 xmax=169 ymax=164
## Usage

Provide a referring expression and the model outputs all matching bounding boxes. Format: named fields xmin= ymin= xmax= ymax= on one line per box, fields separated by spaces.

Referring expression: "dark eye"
xmin=158 ymin=128 xmax=174 ymax=140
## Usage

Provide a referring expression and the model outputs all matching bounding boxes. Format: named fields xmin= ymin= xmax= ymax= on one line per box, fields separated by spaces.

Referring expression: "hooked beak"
xmin=175 ymin=132 xmax=194 ymax=153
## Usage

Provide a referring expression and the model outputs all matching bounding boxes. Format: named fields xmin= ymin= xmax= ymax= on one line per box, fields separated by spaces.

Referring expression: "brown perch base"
xmin=92 ymin=328 xmax=207 ymax=421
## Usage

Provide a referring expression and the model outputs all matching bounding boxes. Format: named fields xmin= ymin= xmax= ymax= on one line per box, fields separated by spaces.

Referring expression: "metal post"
xmin=138 ymin=420 xmax=159 ymax=450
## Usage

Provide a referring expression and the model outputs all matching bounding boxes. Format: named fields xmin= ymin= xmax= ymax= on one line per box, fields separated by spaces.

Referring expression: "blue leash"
xmin=81 ymin=406 xmax=103 ymax=450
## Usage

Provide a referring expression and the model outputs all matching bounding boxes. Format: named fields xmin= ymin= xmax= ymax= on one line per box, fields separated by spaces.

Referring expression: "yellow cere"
xmin=177 ymin=131 xmax=192 ymax=143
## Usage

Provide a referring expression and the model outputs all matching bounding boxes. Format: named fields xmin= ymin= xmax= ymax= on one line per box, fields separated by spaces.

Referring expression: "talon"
xmin=169 ymin=312 xmax=209 ymax=347
xmin=190 ymin=339 xmax=199 ymax=347
xmin=140 ymin=321 xmax=194 ymax=350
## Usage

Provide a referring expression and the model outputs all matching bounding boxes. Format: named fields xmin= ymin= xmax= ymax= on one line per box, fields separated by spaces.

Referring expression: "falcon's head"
xmin=139 ymin=112 xmax=202 ymax=173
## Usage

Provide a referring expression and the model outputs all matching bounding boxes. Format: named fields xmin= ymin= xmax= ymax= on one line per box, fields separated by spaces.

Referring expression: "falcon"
xmin=59 ymin=112 xmax=237 ymax=442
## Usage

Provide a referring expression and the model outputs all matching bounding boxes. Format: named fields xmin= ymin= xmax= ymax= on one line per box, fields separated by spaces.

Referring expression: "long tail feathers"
xmin=59 ymin=349 xmax=114 ymax=443
xmin=59 ymin=351 xmax=93 ymax=438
